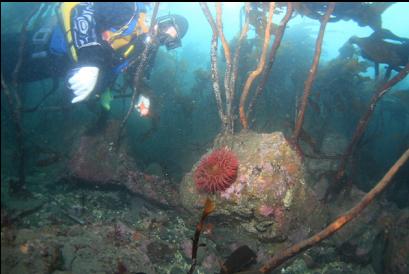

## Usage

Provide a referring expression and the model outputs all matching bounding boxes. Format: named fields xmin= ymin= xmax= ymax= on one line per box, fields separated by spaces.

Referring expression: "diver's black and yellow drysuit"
xmin=2 ymin=2 xmax=157 ymax=86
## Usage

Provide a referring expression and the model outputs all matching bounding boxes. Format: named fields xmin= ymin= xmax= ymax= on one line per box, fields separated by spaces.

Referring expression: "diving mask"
xmin=156 ymin=15 xmax=182 ymax=50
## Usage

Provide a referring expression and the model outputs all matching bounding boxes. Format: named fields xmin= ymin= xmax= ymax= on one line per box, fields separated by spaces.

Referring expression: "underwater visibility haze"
xmin=1 ymin=2 xmax=409 ymax=274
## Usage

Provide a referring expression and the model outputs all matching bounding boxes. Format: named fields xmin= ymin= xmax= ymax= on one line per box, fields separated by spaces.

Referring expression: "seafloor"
xmin=1 ymin=130 xmax=407 ymax=274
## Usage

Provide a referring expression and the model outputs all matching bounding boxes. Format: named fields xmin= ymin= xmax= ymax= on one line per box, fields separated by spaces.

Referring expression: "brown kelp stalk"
xmin=12 ymin=4 xmax=42 ymax=87
xmin=117 ymin=2 xmax=160 ymax=145
xmin=188 ymin=197 xmax=216 ymax=274
xmin=247 ymin=3 xmax=294 ymax=120
xmin=216 ymin=3 xmax=238 ymax=133
xmin=228 ymin=2 xmax=250 ymax=133
xmin=292 ymin=3 xmax=335 ymax=150
xmin=23 ymin=78 xmax=59 ymax=113
xmin=258 ymin=148 xmax=409 ymax=273
xmin=1 ymin=5 xmax=42 ymax=193
xmin=199 ymin=2 xmax=226 ymax=130
xmin=1 ymin=75 xmax=25 ymax=192
xmin=239 ymin=2 xmax=275 ymax=129
xmin=216 ymin=3 xmax=232 ymax=111
xmin=200 ymin=3 xmax=251 ymax=133
xmin=329 ymin=63 xmax=409 ymax=198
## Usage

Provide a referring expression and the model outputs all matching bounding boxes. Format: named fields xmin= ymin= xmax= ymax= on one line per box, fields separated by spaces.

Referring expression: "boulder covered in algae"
xmin=180 ymin=131 xmax=327 ymax=242
xmin=68 ymin=120 xmax=179 ymax=208
xmin=1 ymin=224 xmax=157 ymax=274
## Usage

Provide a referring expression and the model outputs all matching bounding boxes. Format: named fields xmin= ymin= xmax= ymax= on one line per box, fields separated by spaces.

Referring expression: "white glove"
xmin=135 ymin=95 xmax=150 ymax=117
xmin=68 ymin=67 xmax=99 ymax=103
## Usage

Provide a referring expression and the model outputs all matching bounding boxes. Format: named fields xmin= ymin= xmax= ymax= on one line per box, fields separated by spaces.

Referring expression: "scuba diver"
xmin=240 ymin=3 xmax=281 ymax=37
xmin=1 ymin=2 xmax=189 ymax=117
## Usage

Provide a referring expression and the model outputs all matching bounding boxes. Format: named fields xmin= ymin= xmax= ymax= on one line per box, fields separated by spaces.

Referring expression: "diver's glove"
xmin=135 ymin=95 xmax=150 ymax=117
xmin=68 ymin=66 xmax=100 ymax=103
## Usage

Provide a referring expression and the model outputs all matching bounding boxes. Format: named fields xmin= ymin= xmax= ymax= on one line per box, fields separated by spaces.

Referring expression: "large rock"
xmin=1 ymin=224 xmax=157 ymax=274
xmin=180 ymin=131 xmax=327 ymax=242
xmin=325 ymin=185 xmax=407 ymax=273
xmin=68 ymin=120 xmax=179 ymax=208
xmin=304 ymin=132 xmax=349 ymax=199
xmin=384 ymin=208 xmax=409 ymax=274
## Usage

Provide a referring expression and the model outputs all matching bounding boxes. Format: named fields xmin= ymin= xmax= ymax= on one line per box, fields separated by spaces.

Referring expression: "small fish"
xmin=35 ymin=153 xmax=60 ymax=167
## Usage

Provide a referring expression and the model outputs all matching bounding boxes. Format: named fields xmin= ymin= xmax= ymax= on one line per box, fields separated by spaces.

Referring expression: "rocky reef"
xmin=180 ymin=131 xmax=328 ymax=243
xmin=68 ymin=120 xmax=179 ymax=208
xmin=2 ymin=129 xmax=408 ymax=273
